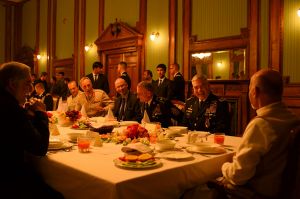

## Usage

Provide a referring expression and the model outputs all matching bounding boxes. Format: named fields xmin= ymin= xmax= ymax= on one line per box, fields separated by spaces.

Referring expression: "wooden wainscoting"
xmin=52 ymin=58 xmax=75 ymax=81
xmin=283 ymin=84 xmax=300 ymax=117
xmin=209 ymin=80 xmax=250 ymax=136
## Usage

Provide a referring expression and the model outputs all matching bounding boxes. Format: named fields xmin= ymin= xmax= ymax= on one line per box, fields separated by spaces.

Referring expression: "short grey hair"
xmin=137 ymin=81 xmax=154 ymax=93
xmin=191 ymin=74 xmax=208 ymax=84
xmin=80 ymin=77 xmax=92 ymax=87
xmin=0 ymin=61 xmax=31 ymax=88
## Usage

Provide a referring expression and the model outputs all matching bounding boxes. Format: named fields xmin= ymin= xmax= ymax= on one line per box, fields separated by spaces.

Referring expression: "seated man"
xmin=66 ymin=81 xmax=82 ymax=111
xmin=76 ymin=77 xmax=114 ymax=117
xmin=215 ymin=69 xmax=300 ymax=198
xmin=182 ymin=74 xmax=230 ymax=133
xmin=137 ymin=81 xmax=182 ymax=128
xmin=33 ymin=82 xmax=53 ymax=111
xmin=113 ymin=78 xmax=142 ymax=122
xmin=0 ymin=61 xmax=63 ymax=198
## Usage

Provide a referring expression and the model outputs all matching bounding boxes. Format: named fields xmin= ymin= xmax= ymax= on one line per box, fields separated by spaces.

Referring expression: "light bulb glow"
xmin=150 ymin=32 xmax=159 ymax=41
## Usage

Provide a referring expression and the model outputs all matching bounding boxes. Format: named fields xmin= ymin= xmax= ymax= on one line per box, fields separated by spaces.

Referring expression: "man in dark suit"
xmin=86 ymin=61 xmax=110 ymax=94
xmin=153 ymin=63 xmax=174 ymax=100
xmin=0 ymin=61 xmax=63 ymax=199
xmin=169 ymin=63 xmax=185 ymax=102
xmin=182 ymin=74 xmax=230 ymax=134
xmin=33 ymin=82 xmax=53 ymax=111
xmin=137 ymin=81 xmax=182 ymax=128
xmin=113 ymin=78 xmax=141 ymax=122
xmin=117 ymin=61 xmax=131 ymax=90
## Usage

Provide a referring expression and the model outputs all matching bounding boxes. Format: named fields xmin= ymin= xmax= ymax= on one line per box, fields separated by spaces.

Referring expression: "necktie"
xmin=144 ymin=103 xmax=149 ymax=114
xmin=199 ymin=100 xmax=204 ymax=110
xmin=158 ymin=79 xmax=162 ymax=86
xmin=94 ymin=74 xmax=98 ymax=81
xmin=118 ymin=98 xmax=126 ymax=121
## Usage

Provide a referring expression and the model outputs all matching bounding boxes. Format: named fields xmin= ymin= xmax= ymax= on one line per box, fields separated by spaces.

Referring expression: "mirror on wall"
xmin=190 ymin=48 xmax=246 ymax=80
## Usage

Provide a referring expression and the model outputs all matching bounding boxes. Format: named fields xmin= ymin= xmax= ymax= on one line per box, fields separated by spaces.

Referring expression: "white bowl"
xmin=168 ymin=126 xmax=188 ymax=134
xmin=156 ymin=139 xmax=176 ymax=151
xmin=67 ymin=132 xmax=85 ymax=142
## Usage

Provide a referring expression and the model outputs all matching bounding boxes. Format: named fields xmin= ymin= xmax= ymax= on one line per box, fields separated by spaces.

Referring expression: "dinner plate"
xmin=113 ymin=158 xmax=162 ymax=169
xmin=119 ymin=121 xmax=139 ymax=126
xmin=186 ymin=145 xmax=226 ymax=154
xmin=48 ymin=143 xmax=73 ymax=150
xmin=71 ymin=127 xmax=89 ymax=130
xmin=157 ymin=151 xmax=193 ymax=160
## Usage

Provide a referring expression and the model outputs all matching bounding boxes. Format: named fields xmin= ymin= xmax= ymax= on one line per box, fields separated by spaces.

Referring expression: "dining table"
xmin=29 ymin=123 xmax=242 ymax=199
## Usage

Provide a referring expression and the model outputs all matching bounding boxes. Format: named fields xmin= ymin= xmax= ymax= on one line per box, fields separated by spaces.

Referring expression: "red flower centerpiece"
xmin=65 ymin=110 xmax=81 ymax=122
xmin=124 ymin=124 xmax=149 ymax=140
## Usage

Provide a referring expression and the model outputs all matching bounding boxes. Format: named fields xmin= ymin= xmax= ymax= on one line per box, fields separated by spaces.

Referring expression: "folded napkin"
xmin=105 ymin=107 xmax=115 ymax=122
xmin=141 ymin=110 xmax=150 ymax=124
xmin=121 ymin=143 xmax=153 ymax=154
xmin=80 ymin=104 xmax=87 ymax=118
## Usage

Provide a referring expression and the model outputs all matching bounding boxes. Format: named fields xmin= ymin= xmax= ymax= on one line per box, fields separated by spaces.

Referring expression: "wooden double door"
xmin=95 ymin=22 xmax=145 ymax=97
xmin=106 ymin=51 xmax=138 ymax=97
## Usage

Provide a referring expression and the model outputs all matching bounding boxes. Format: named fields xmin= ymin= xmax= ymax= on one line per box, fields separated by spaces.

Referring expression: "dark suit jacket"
xmin=173 ymin=72 xmax=185 ymax=102
xmin=153 ymin=77 xmax=174 ymax=100
xmin=51 ymin=79 xmax=68 ymax=100
xmin=182 ymin=93 xmax=230 ymax=134
xmin=141 ymin=95 xmax=182 ymax=128
xmin=86 ymin=73 xmax=110 ymax=94
xmin=34 ymin=92 xmax=53 ymax=111
xmin=120 ymin=72 xmax=131 ymax=91
xmin=113 ymin=92 xmax=142 ymax=122
xmin=0 ymin=87 xmax=63 ymax=198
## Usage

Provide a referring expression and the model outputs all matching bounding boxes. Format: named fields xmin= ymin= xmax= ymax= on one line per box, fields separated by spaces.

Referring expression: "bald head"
xmin=249 ymin=69 xmax=283 ymax=109
xmin=252 ymin=69 xmax=283 ymax=98
xmin=115 ymin=77 xmax=128 ymax=96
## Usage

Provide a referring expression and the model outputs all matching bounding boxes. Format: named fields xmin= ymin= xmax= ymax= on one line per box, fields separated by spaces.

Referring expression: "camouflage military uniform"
xmin=182 ymin=93 xmax=230 ymax=134
xmin=141 ymin=95 xmax=182 ymax=128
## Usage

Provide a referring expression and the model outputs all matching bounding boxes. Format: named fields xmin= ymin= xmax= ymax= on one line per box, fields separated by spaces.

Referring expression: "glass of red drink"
xmin=77 ymin=136 xmax=92 ymax=153
xmin=214 ymin=133 xmax=225 ymax=145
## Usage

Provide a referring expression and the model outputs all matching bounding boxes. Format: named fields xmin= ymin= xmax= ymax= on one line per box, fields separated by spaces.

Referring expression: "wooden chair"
xmin=279 ymin=124 xmax=300 ymax=199
xmin=207 ymin=124 xmax=300 ymax=199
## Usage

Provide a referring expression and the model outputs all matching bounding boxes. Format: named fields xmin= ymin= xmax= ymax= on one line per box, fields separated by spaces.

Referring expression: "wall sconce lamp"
xmin=298 ymin=8 xmax=300 ymax=17
xmin=217 ymin=61 xmax=223 ymax=68
xmin=150 ymin=32 xmax=159 ymax=41
xmin=36 ymin=53 xmax=46 ymax=60
xmin=84 ymin=43 xmax=94 ymax=52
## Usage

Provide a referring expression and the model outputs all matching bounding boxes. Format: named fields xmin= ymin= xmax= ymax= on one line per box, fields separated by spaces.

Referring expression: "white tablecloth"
xmin=30 ymin=126 xmax=242 ymax=199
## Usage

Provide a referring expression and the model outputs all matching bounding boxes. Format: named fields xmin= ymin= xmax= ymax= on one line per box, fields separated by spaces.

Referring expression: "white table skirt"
xmin=30 ymin=126 xmax=241 ymax=199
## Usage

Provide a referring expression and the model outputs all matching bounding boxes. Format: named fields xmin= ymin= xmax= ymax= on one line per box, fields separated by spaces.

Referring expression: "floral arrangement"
xmin=100 ymin=124 xmax=150 ymax=145
xmin=47 ymin=112 xmax=58 ymax=124
xmin=65 ymin=110 xmax=81 ymax=122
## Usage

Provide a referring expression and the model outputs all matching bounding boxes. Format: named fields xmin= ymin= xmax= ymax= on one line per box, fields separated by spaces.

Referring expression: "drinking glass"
xmin=214 ymin=133 xmax=225 ymax=145
xmin=77 ymin=136 xmax=92 ymax=153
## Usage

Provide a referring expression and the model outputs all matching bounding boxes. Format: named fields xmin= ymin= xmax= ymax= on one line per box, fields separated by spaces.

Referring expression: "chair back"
xmin=280 ymin=124 xmax=300 ymax=199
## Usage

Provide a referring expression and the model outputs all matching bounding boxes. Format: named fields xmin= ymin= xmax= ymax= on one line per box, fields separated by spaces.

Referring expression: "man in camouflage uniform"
xmin=182 ymin=74 xmax=230 ymax=134
xmin=137 ymin=81 xmax=182 ymax=128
